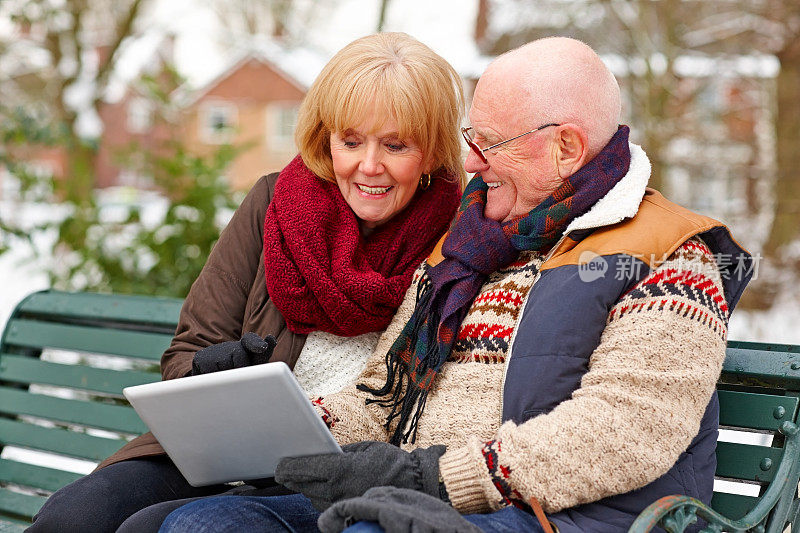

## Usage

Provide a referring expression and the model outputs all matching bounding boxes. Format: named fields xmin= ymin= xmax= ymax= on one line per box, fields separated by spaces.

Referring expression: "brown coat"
xmin=98 ymin=173 xmax=308 ymax=469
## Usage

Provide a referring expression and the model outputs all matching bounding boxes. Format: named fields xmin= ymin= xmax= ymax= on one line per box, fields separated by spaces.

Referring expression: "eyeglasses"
xmin=461 ymin=123 xmax=561 ymax=164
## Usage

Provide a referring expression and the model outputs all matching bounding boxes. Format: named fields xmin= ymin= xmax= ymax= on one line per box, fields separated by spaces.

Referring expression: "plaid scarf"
xmin=359 ymin=126 xmax=632 ymax=445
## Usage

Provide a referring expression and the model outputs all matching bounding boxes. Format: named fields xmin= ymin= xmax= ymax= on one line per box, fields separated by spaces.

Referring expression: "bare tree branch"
xmin=377 ymin=0 xmax=391 ymax=32
xmin=94 ymin=0 xmax=145 ymax=102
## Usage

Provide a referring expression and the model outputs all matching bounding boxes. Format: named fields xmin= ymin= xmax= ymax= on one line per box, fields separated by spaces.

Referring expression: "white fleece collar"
xmin=563 ymin=142 xmax=651 ymax=234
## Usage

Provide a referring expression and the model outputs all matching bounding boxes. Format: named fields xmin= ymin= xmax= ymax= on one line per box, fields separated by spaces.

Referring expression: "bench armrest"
xmin=629 ymin=495 xmax=751 ymax=532
xmin=629 ymin=421 xmax=800 ymax=533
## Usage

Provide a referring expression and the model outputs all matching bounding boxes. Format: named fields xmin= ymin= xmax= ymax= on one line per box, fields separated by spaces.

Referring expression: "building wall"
xmin=184 ymin=58 xmax=305 ymax=191
xmin=95 ymin=97 xmax=131 ymax=189
xmin=95 ymin=92 xmax=175 ymax=190
xmin=9 ymin=57 xmax=307 ymax=195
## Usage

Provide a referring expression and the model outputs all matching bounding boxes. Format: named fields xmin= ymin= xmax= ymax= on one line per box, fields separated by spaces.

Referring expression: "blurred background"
xmin=1 ymin=0 xmax=799 ymax=342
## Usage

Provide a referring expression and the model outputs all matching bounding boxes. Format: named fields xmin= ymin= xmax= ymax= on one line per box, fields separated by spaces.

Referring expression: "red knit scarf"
xmin=263 ymin=155 xmax=460 ymax=337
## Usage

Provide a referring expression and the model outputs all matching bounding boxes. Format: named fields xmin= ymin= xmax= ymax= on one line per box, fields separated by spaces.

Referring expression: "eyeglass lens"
xmin=461 ymin=128 xmax=488 ymax=164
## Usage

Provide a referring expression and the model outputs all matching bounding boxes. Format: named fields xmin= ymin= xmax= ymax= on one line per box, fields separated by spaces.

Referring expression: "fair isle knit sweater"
xmin=312 ymin=235 xmax=727 ymax=515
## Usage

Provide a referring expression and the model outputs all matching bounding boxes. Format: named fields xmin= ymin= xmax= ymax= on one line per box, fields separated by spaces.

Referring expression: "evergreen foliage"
xmin=0 ymin=72 xmax=243 ymax=298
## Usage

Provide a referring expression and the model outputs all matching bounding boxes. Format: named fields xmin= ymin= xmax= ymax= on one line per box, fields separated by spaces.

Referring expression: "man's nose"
xmin=359 ymin=143 xmax=384 ymax=176
xmin=464 ymin=149 xmax=489 ymax=174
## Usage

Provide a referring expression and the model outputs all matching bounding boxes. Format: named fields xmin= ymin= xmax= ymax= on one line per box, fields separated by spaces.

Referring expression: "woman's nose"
xmin=359 ymin=143 xmax=384 ymax=176
xmin=464 ymin=149 xmax=489 ymax=174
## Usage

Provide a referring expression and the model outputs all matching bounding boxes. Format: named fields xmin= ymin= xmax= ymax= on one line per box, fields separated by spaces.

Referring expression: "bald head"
xmin=479 ymin=37 xmax=621 ymax=159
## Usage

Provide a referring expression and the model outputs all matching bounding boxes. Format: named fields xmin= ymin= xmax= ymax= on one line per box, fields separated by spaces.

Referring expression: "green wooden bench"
xmin=0 ymin=290 xmax=182 ymax=531
xmin=1 ymin=291 xmax=799 ymax=532
xmin=630 ymin=341 xmax=800 ymax=532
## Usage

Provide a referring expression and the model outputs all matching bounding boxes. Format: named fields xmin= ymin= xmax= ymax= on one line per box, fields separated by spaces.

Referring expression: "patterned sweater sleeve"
xmin=438 ymin=238 xmax=729 ymax=514
xmin=309 ymin=266 xmax=425 ymax=445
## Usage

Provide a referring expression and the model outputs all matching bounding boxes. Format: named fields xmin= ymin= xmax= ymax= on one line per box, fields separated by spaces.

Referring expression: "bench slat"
xmin=715 ymin=441 xmax=782 ymax=482
xmin=0 ymin=458 xmax=81 ymax=493
xmin=723 ymin=341 xmax=800 ymax=387
xmin=0 ymin=519 xmax=29 ymax=532
xmin=0 ymin=353 xmax=159 ymax=395
xmin=15 ymin=291 xmax=182 ymax=329
xmin=0 ymin=488 xmax=47 ymax=522
xmin=718 ymin=390 xmax=799 ymax=431
xmin=0 ymin=387 xmax=147 ymax=435
xmin=0 ymin=291 xmax=182 ymax=527
xmin=710 ymin=491 xmax=758 ymax=521
xmin=3 ymin=319 xmax=172 ymax=360
xmin=0 ymin=418 xmax=125 ymax=462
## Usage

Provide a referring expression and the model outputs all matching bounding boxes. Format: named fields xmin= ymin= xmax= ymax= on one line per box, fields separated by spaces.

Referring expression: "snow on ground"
xmin=0 ymin=200 xmax=59 ymax=330
xmin=0 ymin=185 xmax=174 ymax=325
xmin=0 ymin=249 xmax=49 ymax=331
xmin=730 ymin=300 xmax=800 ymax=345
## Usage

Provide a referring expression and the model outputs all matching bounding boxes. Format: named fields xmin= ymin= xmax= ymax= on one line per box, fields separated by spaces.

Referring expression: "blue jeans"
xmin=158 ymin=494 xmax=545 ymax=533
xmin=159 ymin=494 xmax=320 ymax=533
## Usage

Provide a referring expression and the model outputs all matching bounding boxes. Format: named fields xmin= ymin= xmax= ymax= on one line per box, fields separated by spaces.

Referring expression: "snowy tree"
xmin=207 ymin=0 xmax=328 ymax=47
xmin=721 ymin=2 xmax=800 ymax=257
xmin=478 ymin=1 xmax=800 ymax=260
xmin=0 ymin=0 xmax=149 ymax=202
xmin=0 ymin=1 xmax=242 ymax=297
xmin=207 ymin=0 xmax=392 ymax=47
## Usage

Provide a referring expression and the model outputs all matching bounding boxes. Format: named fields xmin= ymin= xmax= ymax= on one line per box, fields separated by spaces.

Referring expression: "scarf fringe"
xmin=358 ymin=275 xmax=433 ymax=395
xmin=357 ymin=275 xmax=436 ymax=444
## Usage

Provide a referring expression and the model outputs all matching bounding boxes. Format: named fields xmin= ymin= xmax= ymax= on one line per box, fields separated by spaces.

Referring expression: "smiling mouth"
xmin=485 ymin=181 xmax=502 ymax=189
xmin=356 ymin=184 xmax=394 ymax=195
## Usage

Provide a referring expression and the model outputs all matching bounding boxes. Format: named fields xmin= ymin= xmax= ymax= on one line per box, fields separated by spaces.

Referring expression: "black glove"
xmin=318 ymin=486 xmax=481 ymax=533
xmin=275 ymin=441 xmax=446 ymax=511
xmin=191 ymin=332 xmax=277 ymax=375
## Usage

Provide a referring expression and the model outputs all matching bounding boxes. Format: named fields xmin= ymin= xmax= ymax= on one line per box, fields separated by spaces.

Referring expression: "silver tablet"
xmin=123 ymin=362 xmax=342 ymax=487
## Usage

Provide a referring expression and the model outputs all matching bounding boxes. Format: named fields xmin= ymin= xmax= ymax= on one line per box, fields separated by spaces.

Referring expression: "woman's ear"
xmin=554 ymin=124 xmax=589 ymax=178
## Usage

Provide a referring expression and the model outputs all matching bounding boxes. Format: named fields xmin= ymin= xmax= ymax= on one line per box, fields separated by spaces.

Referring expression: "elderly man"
xmin=159 ymin=37 xmax=752 ymax=533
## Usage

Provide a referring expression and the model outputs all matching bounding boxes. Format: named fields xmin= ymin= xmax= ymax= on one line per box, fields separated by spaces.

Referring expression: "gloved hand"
xmin=275 ymin=441 xmax=446 ymax=511
xmin=191 ymin=332 xmax=277 ymax=375
xmin=318 ymin=486 xmax=481 ymax=533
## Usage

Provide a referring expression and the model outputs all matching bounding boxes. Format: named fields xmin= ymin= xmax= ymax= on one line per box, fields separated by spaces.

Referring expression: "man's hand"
xmin=191 ymin=332 xmax=277 ymax=375
xmin=275 ymin=441 xmax=446 ymax=511
xmin=318 ymin=487 xmax=481 ymax=533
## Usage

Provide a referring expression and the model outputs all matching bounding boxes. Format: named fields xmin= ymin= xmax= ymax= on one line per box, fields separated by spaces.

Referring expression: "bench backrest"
xmin=711 ymin=340 xmax=800 ymax=531
xmin=0 ymin=290 xmax=181 ymax=526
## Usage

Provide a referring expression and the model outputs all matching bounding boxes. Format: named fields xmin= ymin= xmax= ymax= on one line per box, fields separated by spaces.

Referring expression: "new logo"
xmin=577 ymin=251 xmax=608 ymax=282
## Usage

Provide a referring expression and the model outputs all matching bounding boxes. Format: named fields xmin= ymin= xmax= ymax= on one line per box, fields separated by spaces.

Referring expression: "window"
xmin=127 ymin=97 xmax=153 ymax=134
xmin=200 ymin=101 xmax=238 ymax=144
xmin=267 ymin=103 xmax=299 ymax=152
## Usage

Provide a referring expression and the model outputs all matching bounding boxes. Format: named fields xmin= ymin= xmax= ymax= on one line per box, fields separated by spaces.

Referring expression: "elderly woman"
xmin=27 ymin=32 xmax=464 ymax=533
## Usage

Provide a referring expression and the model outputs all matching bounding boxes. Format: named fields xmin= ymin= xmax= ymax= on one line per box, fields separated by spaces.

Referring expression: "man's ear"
xmin=554 ymin=124 xmax=589 ymax=178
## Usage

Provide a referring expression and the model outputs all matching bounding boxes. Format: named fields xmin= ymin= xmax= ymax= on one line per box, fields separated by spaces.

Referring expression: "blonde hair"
xmin=295 ymin=32 xmax=466 ymax=185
